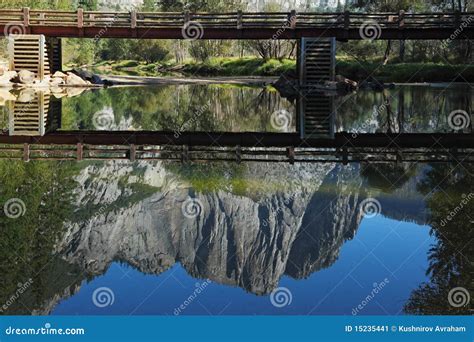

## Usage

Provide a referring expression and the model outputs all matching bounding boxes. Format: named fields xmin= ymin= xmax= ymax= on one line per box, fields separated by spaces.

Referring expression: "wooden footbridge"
xmin=1 ymin=8 xmax=473 ymax=160
xmin=2 ymin=9 xmax=473 ymax=95
xmin=0 ymin=93 xmax=473 ymax=164
xmin=0 ymin=9 xmax=473 ymax=40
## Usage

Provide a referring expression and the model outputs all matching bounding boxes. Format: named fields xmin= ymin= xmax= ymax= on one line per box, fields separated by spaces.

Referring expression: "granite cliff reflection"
xmin=3 ymin=159 xmax=464 ymax=315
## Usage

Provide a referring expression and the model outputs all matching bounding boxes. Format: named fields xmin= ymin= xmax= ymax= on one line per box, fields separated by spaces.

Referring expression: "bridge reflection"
xmin=7 ymin=90 xmax=61 ymax=136
xmin=0 ymin=89 xmax=472 ymax=163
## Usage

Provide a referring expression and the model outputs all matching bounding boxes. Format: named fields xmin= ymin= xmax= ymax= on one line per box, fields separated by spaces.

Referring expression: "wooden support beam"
xmin=130 ymin=10 xmax=137 ymax=29
xmin=23 ymin=7 xmax=30 ymax=27
xmin=237 ymin=10 xmax=242 ymax=29
xmin=287 ymin=146 xmax=295 ymax=164
xmin=236 ymin=145 xmax=241 ymax=163
xmin=399 ymin=10 xmax=405 ymax=29
xmin=39 ymin=12 xmax=45 ymax=26
xmin=23 ymin=143 xmax=29 ymax=162
xmin=289 ymin=10 xmax=297 ymax=29
xmin=89 ymin=13 xmax=95 ymax=26
xmin=77 ymin=8 xmax=84 ymax=28
xmin=341 ymin=146 xmax=348 ymax=165
xmin=396 ymin=150 xmax=403 ymax=164
xmin=76 ymin=142 xmax=83 ymax=161
xmin=181 ymin=145 xmax=189 ymax=163
xmin=38 ymin=35 xmax=45 ymax=81
xmin=130 ymin=144 xmax=136 ymax=161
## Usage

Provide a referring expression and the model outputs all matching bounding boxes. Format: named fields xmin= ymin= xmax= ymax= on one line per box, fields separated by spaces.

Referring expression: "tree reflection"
xmin=404 ymin=163 xmax=473 ymax=314
xmin=0 ymin=161 xmax=81 ymax=314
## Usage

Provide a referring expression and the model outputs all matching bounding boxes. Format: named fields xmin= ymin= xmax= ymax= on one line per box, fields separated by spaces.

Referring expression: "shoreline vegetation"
xmin=84 ymin=57 xmax=474 ymax=83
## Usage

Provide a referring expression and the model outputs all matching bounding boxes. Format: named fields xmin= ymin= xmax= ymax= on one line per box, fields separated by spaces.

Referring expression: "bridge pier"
xmin=8 ymin=34 xmax=62 ymax=81
xmin=8 ymin=91 xmax=61 ymax=136
xmin=298 ymin=38 xmax=336 ymax=139
xmin=298 ymin=37 xmax=336 ymax=85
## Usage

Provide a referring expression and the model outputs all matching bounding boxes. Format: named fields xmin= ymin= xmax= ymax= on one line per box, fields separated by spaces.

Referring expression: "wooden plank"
xmin=39 ymin=34 xmax=45 ymax=81
xmin=77 ymin=8 xmax=83 ymax=28
xmin=23 ymin=7 xmax=30 ymax=27
xmin=23 ymin=143 xmax=29 ymax=161
xmin=129 ymin=144 xmax=136 ymax=161
xmin=76 ymin=142 xmax=83 ymax=161
xmin=130 ymin=10 xmax=137 ymax=29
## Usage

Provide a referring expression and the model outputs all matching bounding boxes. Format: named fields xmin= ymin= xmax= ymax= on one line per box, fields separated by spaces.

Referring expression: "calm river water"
xmin=0 ymin=83 xmax=472 ymax=315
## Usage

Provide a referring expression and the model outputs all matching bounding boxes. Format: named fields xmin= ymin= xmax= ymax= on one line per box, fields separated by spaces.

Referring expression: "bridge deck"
xmin=1 ymin=9 xmax=473 ymax=39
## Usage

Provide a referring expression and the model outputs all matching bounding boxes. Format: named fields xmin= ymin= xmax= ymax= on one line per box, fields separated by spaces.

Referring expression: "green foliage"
xmin=0 ymin=160 xmax=79 ymax=313
xmin=182 ymin=57 xmax=295 ymax=76
xmin=404 ymin=164 xmax=473 ymax=315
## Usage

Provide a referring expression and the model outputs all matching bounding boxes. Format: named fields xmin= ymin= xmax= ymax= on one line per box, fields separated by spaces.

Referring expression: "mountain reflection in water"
xmin=0 ymin=159 xmax=471 ymax=315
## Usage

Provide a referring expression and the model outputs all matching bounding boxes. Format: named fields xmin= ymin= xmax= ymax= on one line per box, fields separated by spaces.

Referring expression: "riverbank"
xmin=87 ymin=58 xmax=474 ymax=83
xmin=97 ymin=75 xmax=276 ymax=86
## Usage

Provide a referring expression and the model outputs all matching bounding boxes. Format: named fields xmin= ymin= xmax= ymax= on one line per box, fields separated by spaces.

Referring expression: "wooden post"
xmin=7 ymin=37 xmax=14 ymax=71
xmin=23 ymin=143 xmax=30 ymax=162
xmin=287 ymin=147 xmax=295 ymax=164
xmin=129 ymin=144 xmax=136 ymax=161
xmin=237 ymin=10 xmax=242 ymax=29
xmin=77 ymin=143 xmax=83 ymax=161
xmin=38 ymin=91 xmax=45 ymax=136
xmin=77 ymin=8 xmax=84 ymax=28
xmin=131 ymin=10 xmax=137 ymax=29
xmin=344 ymin=11 xmax=350 ymax=30
xmin=236 ymin=145 xmax=241 ymax=163
xmin=342 ymin=146 xmax=348 ymax=165
xmin=398 ymin=10 xmax=405 ymax=29
xmin=289 ymin=10 xmax=296 ymax=29
xmin=39 ymin=12 xmax=45 ymax=26
xmin=89 ymin=13 xmax=95 ymax=27
xmin=181 ymin=145 xmax=189 ymax=163
xmin=343 ymin=11 xmax=350 ymax=39
xmin=38 ymin=35 xmax=45 ymax=81
xmin=23 ymin=7 xmax=30 ymax=27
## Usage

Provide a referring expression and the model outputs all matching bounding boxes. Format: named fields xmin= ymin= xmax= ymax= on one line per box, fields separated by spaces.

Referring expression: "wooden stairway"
xmin=8 ymin=34 xmax=51 ymax=80
xmin=298 ymin=38 xmax=336 ymax=139
xmin=9 ymin=91 xmax=50 ymax=136
xmin=299 ymin=37 xmax=335 ymax=85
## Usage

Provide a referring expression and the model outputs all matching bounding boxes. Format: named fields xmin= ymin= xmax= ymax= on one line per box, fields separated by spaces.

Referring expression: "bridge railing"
xmin=0 ymin=8 xmax=473 ymax=30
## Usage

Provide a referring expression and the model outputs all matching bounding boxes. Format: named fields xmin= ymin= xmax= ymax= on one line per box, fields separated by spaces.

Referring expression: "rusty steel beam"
xmin=0 ymin=132 xmax=472 ymax=148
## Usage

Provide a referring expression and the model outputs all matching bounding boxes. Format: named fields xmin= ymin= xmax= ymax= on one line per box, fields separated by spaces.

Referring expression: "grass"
xmin=181 ymin=57 xmax=295 ymax=76
xmin=87 ymin=57 xmax=474 ymax=82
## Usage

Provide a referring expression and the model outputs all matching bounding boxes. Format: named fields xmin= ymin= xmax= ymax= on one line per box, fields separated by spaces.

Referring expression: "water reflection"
xmin=0 ymin=84 xmax=471 ymax=137
xmin=0 ymin=159 xmax=471 ymax=315
xmin=337 ymin=84 xmax=473 ymax=134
